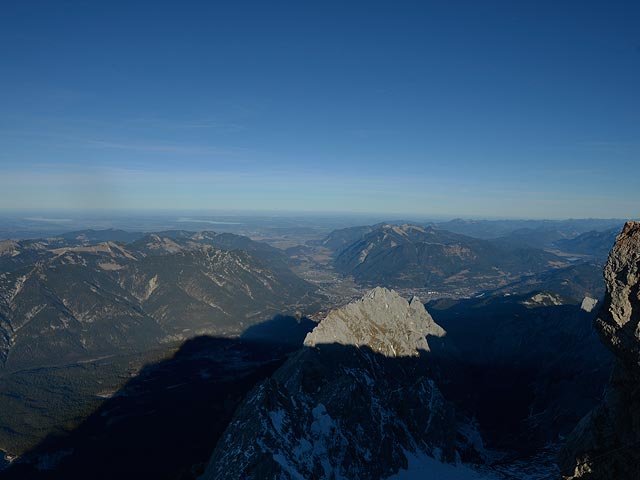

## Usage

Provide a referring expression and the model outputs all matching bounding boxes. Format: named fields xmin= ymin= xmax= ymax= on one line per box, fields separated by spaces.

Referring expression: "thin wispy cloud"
xmin=168 ymin=121 xmax=245 ymax=132
xmin=582 ymin=141 xmax=638 ymax=154
xmin=117 ymin=116 xmax=247 ymax=133
xmin=0 ymin=128 xmax=250 ymax=157
xmin=82 ymin=139 xmax=247 ymax=156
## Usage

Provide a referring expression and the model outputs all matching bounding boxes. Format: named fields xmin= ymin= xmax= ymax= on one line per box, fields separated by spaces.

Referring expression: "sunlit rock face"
xmin=560 ymin=222 xmax=640 ymax=479
xmin=304 ymin=286 xmax=445 ymax=357
xmin=202 ymin=288 xmax=457 ymax=480
xmin=580 ymin=296 xmax=598 ymax=313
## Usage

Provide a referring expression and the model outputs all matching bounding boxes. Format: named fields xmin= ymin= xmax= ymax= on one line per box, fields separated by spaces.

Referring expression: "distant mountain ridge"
xmin=555 ymin=227 xmax=619 ymax=259
xmin=329 ymin=223 xmax=567 ymax=291
xmin=0 ymin=230 xmax=317 ymax=372
xmin=432 ymin=218 xmax=626 ymax=241
xmin=490 ymin=261 xmax=606 ymax=304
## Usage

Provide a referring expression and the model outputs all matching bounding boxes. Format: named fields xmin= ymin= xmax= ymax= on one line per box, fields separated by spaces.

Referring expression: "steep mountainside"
xmin=202 ymin=288 xmax=466 ymax=479
xmin=491 ymin=227 xmax=575 ymax=250
xmin=490 ymin=262 xmax=605 ymax=304
xmin=0 ymin=231 xmax=316 ymax=372
xmin=555 ymin=228 xmax=619 ymax=260
xmin=131 ymin=230 xmax=289 ymax=264
xmin=313 ymin=224 xmax=378 ymax=251
xmin=0 ymin=239 xmax=57 ymax=274
xmin=332 ymin=224 xmax=565 ymax=291
xmin=427 ymin=293 xmax=611 ymax=451
xmin=559 ymin=222 xmax=640 ymax=479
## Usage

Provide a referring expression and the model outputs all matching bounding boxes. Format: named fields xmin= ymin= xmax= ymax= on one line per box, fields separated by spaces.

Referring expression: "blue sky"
xmin=0 ymin=0 xmax=638 ymax=218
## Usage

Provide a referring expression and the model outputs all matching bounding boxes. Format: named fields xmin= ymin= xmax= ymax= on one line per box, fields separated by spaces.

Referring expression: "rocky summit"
xmin=202 ymin=288 xmax=461 ymax=479
xmin=560 ymin=222 xmax=640 ymax=479
xmin=303 ymin=286 xmax=445 ymax=357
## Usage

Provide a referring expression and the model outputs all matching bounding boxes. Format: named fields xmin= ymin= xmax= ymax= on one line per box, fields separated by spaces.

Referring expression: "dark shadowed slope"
xmin=427 ymin=293 xmax=612 ymax=452
xmin=555 ymin=228 xmax=620 ymax=260
xmin=1 ymin=315 xmax=316 ymax=480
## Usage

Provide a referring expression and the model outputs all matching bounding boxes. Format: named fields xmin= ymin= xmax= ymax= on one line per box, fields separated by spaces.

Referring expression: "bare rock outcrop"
xmin=559 ymin=222 xmax=640 ymax=479
xmin=304 ymin=286 xmax=445 ymax=357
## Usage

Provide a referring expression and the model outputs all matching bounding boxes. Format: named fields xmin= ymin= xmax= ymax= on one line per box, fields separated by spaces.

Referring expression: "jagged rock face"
xmin=304 ymin=286 xmax=445 ymax=357
xmin=594 ymin=222 xmax=640 ymax=369
xmin=560 ymin=222 xmax=640 ymax=479
xmin=203 ymin=289 xmax=456 ymax=480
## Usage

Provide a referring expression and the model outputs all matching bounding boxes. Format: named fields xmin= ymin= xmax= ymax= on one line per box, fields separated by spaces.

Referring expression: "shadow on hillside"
xmin=0 ymin=314 xmax=316 ymax=480
xmin=426 ymin=295 xmax=613 ymax=452
xmin=0 ymin=300 xmax=614 ymax=479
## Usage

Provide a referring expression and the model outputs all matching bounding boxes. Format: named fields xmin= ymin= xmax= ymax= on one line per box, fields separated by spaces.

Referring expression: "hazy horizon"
xmin=0 ymin=207 xmax=634 ymax=223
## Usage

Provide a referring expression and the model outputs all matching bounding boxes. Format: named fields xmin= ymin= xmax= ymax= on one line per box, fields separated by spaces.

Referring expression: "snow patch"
xmin=268 ymin=409 xmax=287 ymax=436
xmin=310 ymin=403 xmax=333 ymax=437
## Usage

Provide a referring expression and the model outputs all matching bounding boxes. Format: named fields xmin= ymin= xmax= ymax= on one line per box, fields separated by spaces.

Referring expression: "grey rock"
xmin=304 ymin=286 xmax=445 ymax=357
xmin=580 ymin=296 xmax=598 ymax=313
xmin=594 ymin=221 xmax=640 ymax=369
xmin=559 ymin=222 xmax=640 ymax=479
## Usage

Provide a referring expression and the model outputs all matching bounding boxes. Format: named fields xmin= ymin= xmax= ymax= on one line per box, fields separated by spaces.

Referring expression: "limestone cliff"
xmin=303 ymin=286 xmax=445 ymax=357
xmin=559 ymin=222 xmax=640 ymax=479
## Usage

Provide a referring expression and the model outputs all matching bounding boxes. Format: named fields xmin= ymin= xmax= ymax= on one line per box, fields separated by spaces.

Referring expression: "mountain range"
xmin=1 ymin=221 xmax=636 ymax=479
xmin=0 ymin=230 xmax=317 ymax=372
xmin=329 ymin=223 xmax=567 ymax=291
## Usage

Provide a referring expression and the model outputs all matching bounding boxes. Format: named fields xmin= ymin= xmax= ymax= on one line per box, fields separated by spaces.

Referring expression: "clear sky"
xmin=0 ymin=0 xmax=638 ymax=218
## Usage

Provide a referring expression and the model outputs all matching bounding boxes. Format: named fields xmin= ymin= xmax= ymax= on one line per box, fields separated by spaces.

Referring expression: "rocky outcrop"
xmin=559 ymin=222 xmax=640 ymax=479
xmin=593 ymin=222 xmax=640 ymax=369
xmin=304 ymin=286 xmax=445 ymax=357
xmin=580 ymin=296 xmax=598 ymax=313
xmin=202 ymin=288 xmax=457 ymax=479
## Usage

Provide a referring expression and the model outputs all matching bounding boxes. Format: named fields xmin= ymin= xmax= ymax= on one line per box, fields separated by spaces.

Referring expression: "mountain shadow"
xmin=0 ymin=314 xmax=316 ymax=480
xmin=201 ymin=341 xmax=462 ymax=480
xmin=0 ymin=299 xmax=613 ymax=479
xmin=202 ymin=298 xmax=612 ymax=479
xmin=426 ymin=295 xmax=613 ymax=453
